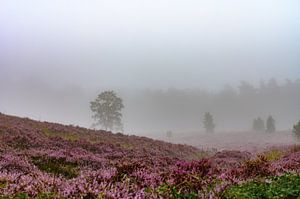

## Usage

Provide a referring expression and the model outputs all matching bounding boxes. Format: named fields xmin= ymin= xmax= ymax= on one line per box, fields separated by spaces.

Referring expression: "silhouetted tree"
xmin=166 ymin=130 xmax=173 ymax=141
xmin=266 ymin=116 xmax=276 ymax=133
xmin=203 ymin=112 xmax=215 ymax=133
xmin=90 ymin=90 xmax=124 ymax=131
xmin=252 ymin=117 xmax=265 ymax=132
xmin=293 ymin=121 xmax=300 ymax=139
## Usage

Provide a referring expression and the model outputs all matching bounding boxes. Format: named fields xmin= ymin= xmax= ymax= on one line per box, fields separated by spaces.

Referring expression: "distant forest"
xmin=123 ymin=79 xmax=300 ymax=132
xmin=1 ymin=78 xmax=299 ymax=132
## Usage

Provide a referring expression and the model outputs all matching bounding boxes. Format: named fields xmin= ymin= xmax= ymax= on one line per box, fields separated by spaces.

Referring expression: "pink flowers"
xmin=0 ymin=114 xmax=300 ymax=198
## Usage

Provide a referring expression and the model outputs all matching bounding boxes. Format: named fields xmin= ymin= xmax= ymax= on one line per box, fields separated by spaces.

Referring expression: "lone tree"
xmin=166 ymin=130 xmax=173 ymax=141
xmin=90 ymin=90 xmax=124 ymax=131
xmin=252 ymin=117 xmax=265 ymax=132
xmin=266 ymin=115 xmax=276 ymax=133
xmin=203 ymin=112 xmax=215 ymax=133
xmin=293 ymin=120 xmax=300 ymax=139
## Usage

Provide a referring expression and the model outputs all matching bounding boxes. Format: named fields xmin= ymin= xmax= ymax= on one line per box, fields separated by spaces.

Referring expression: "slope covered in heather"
xmin=0 ymin=113 xmax=202 ymax=161
xmin=0 ymin=113 xmax=300 ymax=198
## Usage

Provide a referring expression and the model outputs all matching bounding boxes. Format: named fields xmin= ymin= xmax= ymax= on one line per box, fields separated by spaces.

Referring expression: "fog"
xmin=0 ymin=0 xmax=300 ymax=136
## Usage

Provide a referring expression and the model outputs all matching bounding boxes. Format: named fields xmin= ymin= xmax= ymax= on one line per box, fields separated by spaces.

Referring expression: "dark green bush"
xmin=32 ymin=156 xmax=78 ymax=179
xmin=171 ymin=188 xmax=201 ymax=199
xmin=223 ymin=173 xmax=300 ymax=199
xmin=0 ymin=192 xmax=63 ymax=199
xmin=155 ymin=184 xmax=202 ymax=199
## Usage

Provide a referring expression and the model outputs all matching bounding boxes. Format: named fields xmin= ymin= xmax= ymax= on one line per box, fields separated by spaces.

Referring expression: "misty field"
xmin=150 ymin=130 xmax=299 ymax=152
xmin=1 ymin=0 xmax=300 ymax=198
xmin=0 ymin=113 xmax=300 ymax=198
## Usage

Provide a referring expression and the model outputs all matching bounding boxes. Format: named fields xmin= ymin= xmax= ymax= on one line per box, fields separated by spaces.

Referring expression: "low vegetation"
xmin=0 ymin=114 xmax=299 ymax=198
xmin=31 ymin=156 xmax=79 ymax=179
xmin=223 ymin=173 xmax=300 ymax=199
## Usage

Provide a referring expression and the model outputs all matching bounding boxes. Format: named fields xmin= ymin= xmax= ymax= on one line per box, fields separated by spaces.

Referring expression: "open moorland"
xmin=0 ymin=113 xmax=300 ymax=198
xmin=147 ymin=130 xmax=298 ymax=153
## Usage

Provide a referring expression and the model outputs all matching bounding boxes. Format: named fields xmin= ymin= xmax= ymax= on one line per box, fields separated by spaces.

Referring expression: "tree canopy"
xmin=253 ymin=117 xmax=265 ymax=132
xmin=266 ymin=116 xmax=276 ymax=133
xmin=90 ymin=91 xmax=124 ymax=131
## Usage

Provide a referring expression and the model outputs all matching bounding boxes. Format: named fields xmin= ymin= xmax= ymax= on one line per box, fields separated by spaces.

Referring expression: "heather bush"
xmin=113 ymin=161 xmax=142 ymax=182
xmin=164 ymin=159 xmax=214 ymax=198
xmin=242 ymin=155 xmax=272 ymax=177
xmin=0 ymin=114 xmax=300 ymax=198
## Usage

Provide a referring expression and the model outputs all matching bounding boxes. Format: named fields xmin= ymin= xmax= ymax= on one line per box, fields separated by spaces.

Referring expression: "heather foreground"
xmin=0 ymin=114 xmax=300 ymax=198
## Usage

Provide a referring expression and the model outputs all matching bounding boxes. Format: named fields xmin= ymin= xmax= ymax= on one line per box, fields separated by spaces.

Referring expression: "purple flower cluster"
xmin=0 ymin=114 xmax=299 ymax=198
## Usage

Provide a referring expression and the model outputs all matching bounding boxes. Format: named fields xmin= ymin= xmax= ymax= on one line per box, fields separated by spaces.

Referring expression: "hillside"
xmin=0 ymin=113 xmax=201 ymax=160
xmin=0 ymin=113 xmax=300 ymax=198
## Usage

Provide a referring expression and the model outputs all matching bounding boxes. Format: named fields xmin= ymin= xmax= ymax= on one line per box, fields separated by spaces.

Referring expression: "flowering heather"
xmin=0 ymin=114 xmax=299 ymax=198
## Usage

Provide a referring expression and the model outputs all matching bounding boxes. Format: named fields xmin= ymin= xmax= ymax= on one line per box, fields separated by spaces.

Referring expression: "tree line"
xmin=89 ymin=78 xmax=300 ymax=135
xmin=89 ymin=90 xmax=300 ymax=140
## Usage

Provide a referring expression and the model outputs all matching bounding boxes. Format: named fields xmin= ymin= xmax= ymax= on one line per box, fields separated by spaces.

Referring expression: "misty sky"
xmin=1 ymin=0 xmax=299 ymax=90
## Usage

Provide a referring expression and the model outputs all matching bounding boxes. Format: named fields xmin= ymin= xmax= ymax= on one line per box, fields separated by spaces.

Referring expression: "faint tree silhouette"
xmin=293 ymin=121 xmax=300 ymax=140
xmin=252 ymin=117 xmax=265 ymax=132
xmin=266 ymin=116 xmax=276 ymax=133
xmin=90 ymin=90 xmax=124 ymax=132
xmin=203 ymin=112 xmax=215 ymax=133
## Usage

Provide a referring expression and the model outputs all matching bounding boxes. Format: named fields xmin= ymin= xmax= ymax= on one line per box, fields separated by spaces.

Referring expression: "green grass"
xmin=32 ymin=156 xmax=79 ymax=179
xmin=223 ymin=173 xmax=300 ymax=199
xmin=41 ymin=127 xmax=79 ymax=142
xmin=0 ymin=180 xmax=7 ymax=189
xmin=120 ymin=143 xmax=134 ymax=150
xmin=154 ymin=184 xmax=202 ymax=199
xmin=0 ymin=192 xmax=67 ymax=199
xmin=263 ymin=150 xmax=284 ymax=161
xmin=192 ymin=150 xmax=213 ymax=160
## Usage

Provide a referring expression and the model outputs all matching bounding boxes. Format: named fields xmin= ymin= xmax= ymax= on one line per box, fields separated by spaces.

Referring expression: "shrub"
xmin=169 ymin=159 xmax=212 ymax=196
xmin=155 ymin=184 xmax=202 ymax=199
xmin=0 ymin=180 xmax=7 ymax=188
xmin=243 ymin=155 xmax=271 ymax=177
xmin=171 ymin=188 xmax=201 ymax=199
xmin=113 ymin=161 xmax=142 ymax=182
xmin=223 ymin=173 xmax=300 ymax=199
xmin=32 ymin=156 xmax=79 ymax=179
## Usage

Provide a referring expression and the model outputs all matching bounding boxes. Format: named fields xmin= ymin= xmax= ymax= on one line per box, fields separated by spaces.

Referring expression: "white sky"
xmin=0 ymin=0 xmax=299 ymax=89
